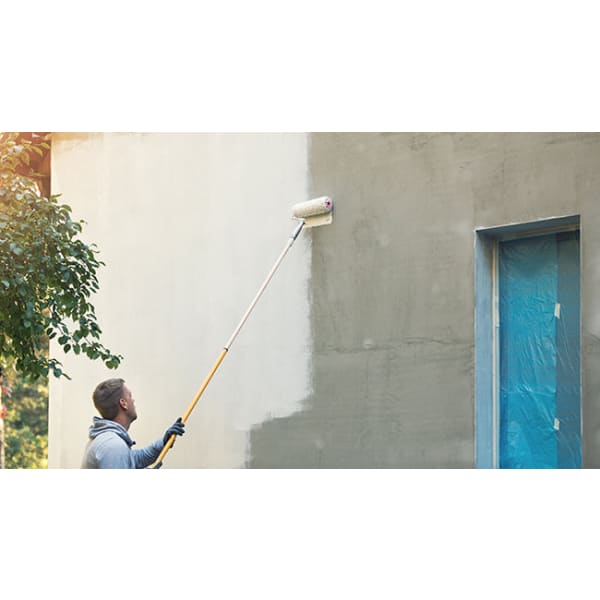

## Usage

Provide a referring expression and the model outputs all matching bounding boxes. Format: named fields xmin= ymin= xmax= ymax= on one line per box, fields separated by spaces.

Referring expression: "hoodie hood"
xmin=88 ymin=417 xmax=135 ymax=447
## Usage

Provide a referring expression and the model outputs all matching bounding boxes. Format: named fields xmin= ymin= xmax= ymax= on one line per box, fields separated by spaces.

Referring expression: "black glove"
xmin=163 ymin=417 xmax=185 ymax=446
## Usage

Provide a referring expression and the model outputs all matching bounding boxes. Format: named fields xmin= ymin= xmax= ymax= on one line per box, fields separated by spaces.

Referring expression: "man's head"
xmin=93 ymin=378 xmax=137 ymax=427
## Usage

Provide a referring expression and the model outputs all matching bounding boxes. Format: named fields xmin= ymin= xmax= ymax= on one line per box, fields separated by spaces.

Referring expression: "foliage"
xmin=3 ymin=369 xmax=48 ymax=468
xmin=0 ymin=132 xmax=122 ymax=380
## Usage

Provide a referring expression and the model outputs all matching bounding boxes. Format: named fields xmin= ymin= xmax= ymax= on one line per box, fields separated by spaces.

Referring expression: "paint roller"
xmin=150 ymin=196 xmax=334 ymax=468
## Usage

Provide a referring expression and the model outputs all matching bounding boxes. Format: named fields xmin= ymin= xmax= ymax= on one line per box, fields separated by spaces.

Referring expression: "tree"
xmin=3 ymin=372 xmax=48 ymax=468
xmin=0 ymin=132 xmax=122 ymax=380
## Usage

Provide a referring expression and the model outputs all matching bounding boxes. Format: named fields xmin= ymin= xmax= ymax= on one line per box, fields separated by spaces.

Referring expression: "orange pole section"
xmin=150 ymin=347 xmax=228 ymax=468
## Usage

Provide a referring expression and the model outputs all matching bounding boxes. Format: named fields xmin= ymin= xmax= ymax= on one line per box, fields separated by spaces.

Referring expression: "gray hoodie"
xmin=82 ymin=417 xmax=164 ymax=469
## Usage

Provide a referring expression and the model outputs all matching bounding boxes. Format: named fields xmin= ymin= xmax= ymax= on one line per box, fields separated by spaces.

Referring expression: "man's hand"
xmin=163 ymin=417 xmax=185 ymax=446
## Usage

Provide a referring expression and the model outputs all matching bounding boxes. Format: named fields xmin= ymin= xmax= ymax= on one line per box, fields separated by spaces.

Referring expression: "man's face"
xmin=122 ymin=384 xmax=138 ymax=422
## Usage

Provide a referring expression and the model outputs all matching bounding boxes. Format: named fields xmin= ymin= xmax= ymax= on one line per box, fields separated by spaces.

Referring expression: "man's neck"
xmin=113 ymin=413 xmax=131 ymax=431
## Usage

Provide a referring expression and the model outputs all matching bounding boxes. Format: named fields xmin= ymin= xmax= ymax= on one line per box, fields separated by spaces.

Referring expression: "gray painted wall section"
xmin=474 ymin=232 xmax=495 ymax=468
xmin=249 ymin=133 xmax=600 ymax=468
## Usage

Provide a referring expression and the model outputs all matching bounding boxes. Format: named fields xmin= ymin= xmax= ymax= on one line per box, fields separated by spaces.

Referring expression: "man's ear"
xmin=118 ymin=397 xmax=128 ymax=410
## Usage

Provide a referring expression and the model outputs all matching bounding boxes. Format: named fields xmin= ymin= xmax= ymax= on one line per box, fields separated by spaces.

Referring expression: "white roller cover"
xmin=292 ymin=196 xmax=333 ymax=218
xmin=291 ymin=197 xmax=334 ymax=228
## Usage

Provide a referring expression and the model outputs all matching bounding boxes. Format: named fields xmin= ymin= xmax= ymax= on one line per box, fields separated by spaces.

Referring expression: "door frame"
xmin=474 ymin=215 xmax=581 ymax=468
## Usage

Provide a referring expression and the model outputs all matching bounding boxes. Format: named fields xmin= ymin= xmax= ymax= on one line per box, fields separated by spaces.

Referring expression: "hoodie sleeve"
xmin=131 ymin=438 xmax=165 ymax=469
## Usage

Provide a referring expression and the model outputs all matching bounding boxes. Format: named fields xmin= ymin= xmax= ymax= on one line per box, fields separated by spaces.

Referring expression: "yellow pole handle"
xmin=149 ymin=347 xmax=228 ymax=468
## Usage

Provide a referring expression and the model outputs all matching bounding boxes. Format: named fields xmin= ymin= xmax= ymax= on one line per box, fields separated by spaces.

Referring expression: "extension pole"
xmin=150 ymin=219 xmax=305 ymax=468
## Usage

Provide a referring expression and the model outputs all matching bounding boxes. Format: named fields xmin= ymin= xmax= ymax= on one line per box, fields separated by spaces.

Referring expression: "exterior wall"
xmin=48 ymin=132 xmax=600 ymax=468
xmin=48 ymin=133 xmax=311 ymax=467
xmin=249 ymin=133 xmax=600 ymax=467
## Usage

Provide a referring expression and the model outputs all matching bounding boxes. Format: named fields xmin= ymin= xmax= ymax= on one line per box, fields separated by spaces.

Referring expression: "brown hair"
xmin=93 ymin=378 xmax=125 ymax=420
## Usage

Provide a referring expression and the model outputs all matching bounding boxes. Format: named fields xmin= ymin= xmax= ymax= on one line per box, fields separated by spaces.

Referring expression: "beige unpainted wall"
xmin=48 ymin=133 xmax=312 ymax=468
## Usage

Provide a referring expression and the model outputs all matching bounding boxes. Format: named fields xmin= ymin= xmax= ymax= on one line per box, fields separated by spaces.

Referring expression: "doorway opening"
xmin=475 ymin=216 xmax=581 ymax=468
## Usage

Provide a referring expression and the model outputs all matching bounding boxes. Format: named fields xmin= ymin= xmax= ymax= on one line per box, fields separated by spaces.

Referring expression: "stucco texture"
xmin=249 ymin=133 xmax=600 ymax=467
xmin=48 ymin=132 xmax=600 ymax=468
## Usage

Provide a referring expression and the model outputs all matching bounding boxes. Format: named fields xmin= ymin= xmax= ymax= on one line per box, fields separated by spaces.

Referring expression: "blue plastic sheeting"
xmin=499 ymin=232 xmax=581 ymax=468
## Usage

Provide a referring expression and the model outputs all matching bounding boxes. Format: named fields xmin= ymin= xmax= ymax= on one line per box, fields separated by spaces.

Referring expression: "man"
xmin=82 ymin=377 xmax=185 ymax=468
